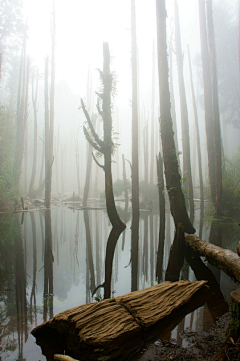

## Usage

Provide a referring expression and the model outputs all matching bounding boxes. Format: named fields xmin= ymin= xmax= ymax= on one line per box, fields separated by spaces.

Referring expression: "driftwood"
xmin=32 ymin=280 xmax=210 ymax=361
xmin=185 ymin=234 xmax=240 ymax=283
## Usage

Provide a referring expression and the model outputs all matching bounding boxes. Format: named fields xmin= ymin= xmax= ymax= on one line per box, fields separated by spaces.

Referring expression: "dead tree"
xmin=175 ymin=0 xmax=194 ymax=222
xmin=206 ymin=0 xmax=222 ymax=216
xmin=198 ymin=0 xmax=216 ymax=211
xmin=14 ymin=32 xmax=29 ymax=185
xmin=155 ymin=0 xmax=195 ymax=234
xmin=81 ymin=42 xmax=126 ymax=299
xmin=187 ymin=45 xmax=204 ymax=234
xmin=131 ymin=0 xmax=140 ymax=291
xmin=28 ymin=70 xmax=39 ymax=197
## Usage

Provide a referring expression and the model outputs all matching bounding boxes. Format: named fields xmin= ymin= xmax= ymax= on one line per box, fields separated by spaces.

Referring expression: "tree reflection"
xmin=44 ymin=209 xmax=54 ymax=321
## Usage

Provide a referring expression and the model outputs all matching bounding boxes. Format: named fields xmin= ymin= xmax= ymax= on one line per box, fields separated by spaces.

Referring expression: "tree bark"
xmin=198 ymin=0 xmax=216 ymax=210
xmin=28 ymin=70 xmax=39 ymax=197
xmin=155 ymin=0 xmax=195 ymax=234
xmin=187 ymin=45 xmax=204 ymax=230
xmin=131 ymin=0 xmax=140 ymax=291
xmin=175 ymin=1 xmax=194 ymax=222
xmin=156 ymin=152 xmax=165 ymax=282
xmin=82 ymin=43 xmax=126 ymax=299
xmin=206 ymin=0 xmax=222 ymax=216
xmin=185 ymin=233 xmax=240 ymax=283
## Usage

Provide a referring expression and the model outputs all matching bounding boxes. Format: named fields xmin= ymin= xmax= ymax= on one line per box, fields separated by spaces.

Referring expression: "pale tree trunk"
xmin=131 ymin=0 xmax=140 ymax=291
xmin=206 ymin=0 xmax=222 ymax=216
xmin=198 ymin=0 xmax=216 ymax=210
xmin=150 ymin=40 xmax=155 ymax=187
xmin=187 ymin=45 xmax=204 ymax=231
xmin=155 ymin=0 xmax=195 ymax=234
xmin=14 ymin=32 xmax=29 ymax=185
xmin=175 ymin=0 xmax=194 ymax=222
xmin=28 ymin=70 xmax=39 ymax=197
xmin=44 ymin=57 xmax=51 ymax=208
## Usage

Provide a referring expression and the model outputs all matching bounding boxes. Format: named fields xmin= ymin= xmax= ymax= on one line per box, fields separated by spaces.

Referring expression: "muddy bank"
xmin=132 ymin=313 xmax=230 ymax=361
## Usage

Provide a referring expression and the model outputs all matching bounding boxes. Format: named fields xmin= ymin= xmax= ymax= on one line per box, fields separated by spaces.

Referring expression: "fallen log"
xmin=185 ymin=234 xmax=240 ymax=283
xmin=32 ymin=280 xmax=210 ymax=361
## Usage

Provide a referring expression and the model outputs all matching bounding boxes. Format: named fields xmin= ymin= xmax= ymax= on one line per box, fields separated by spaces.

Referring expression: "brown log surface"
xmin=185 ymin=234 xmax=240 ymax=282
xmin=32 ymin=280 xmax=208 ymax=361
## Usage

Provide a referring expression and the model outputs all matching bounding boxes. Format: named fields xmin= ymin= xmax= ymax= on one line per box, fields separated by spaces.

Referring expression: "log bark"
xmin=32 ymin=280 xmax=210 ymax=361
xmin=185 ymin=234 xmax=240 ymax=283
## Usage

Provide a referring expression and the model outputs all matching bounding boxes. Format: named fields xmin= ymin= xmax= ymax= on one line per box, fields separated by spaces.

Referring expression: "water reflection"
xmin=0 ymin=206 xmax=238 ymax=360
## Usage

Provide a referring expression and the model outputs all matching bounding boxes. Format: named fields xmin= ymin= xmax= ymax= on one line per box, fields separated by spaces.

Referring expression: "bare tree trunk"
xmin=175 ymin=1 xmax=194 ymax=222
xmin=45 ymin=57 xmax=51 ymax=208
xmin=150 ymin=40 xmax=155 ymax=186
xmin=143 ymin=121 xmax=149 ymax=204
xmin=14 ymin=32 xmax=29 ymax=185
xmin=187 ymin=45 xmax=204 ymax=226
xmin=131 ymin=0 xmax=140 ymax=292
xmin=82 ymin=43 xmax=125 ymax=299
xmin=155 ymin=0 xmax=195 ymax=234
xmin=28 ymin=70 xmax=39 ymax=197
xmin=206 ymin=0 xmax=222 ymax=216
xmin=156 ymin=152 xmax=165 ymax=282
xmin=198 ymin=0 xmax=216 ymax=210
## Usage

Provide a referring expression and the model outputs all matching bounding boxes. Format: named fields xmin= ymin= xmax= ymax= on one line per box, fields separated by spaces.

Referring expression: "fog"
xmin=6 ymin=0 xmax=234 ymax=197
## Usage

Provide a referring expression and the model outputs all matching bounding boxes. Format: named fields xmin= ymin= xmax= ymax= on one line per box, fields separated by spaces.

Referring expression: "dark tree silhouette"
xmin=155 ymin=0 xmax=195 ymax=234
xmin=82 ymin=42 xmax=126 ymax=299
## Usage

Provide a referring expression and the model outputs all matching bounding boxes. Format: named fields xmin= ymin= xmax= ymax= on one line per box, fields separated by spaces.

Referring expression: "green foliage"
xmin=221 ymin=156 xmax=240 ymax=217
xmin=99 ymin=178 xmax=131 ymax=199
xmin=139 ymin=179 xmax=158 ymax=201
xmin=113 ymin=178 xmax=131 ymax=197
xmin=205 ymin=154 xmax=240 ymax=217
xmin=0 ymin=106 xmax=19 ymax=208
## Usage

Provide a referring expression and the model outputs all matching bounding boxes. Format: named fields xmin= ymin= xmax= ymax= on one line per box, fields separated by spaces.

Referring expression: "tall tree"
xmin=187 ymin=45 xmax=204 ymax=232
xmin=155 ymin=0 xmax=195 ymax=234
xmin=206 ymin=0 xmax=222 ymax=216
xmin=198 ymin=0 xmax=216 ymax=211
xmin=28 ymin=70 xmax=39 ymax=197
xmin=131 ymin=0 xmax=140 ymax=291
xmin=45 ymin=6 xmax=56 ymax=208
xmin=44 ymin=56 xmax=51 ymax=208
xmin=14 ymin=32 xmax=29 ymax=186
xmin=175 ymin=0 xmax=194 ymax=222
xmin=82 ymin=42 xmax=126 ymax=299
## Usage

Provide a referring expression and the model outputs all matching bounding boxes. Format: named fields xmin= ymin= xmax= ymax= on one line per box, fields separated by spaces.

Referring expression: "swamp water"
xmin=0 ymin=202 xmax=239 ymax=360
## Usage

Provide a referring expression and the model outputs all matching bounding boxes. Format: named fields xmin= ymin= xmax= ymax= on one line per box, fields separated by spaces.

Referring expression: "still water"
xmin=0 ymin=202 xmax=239 ymax=360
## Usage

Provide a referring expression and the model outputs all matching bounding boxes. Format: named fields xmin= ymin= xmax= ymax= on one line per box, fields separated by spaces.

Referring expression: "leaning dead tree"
xmin=155 ymin=0 xmax=195 ymax=234
xmin=81 ymin=42 xmax=126 ymax=299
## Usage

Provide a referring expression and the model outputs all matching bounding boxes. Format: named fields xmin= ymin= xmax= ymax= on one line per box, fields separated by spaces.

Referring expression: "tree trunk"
xmin=156 ymin=152 xmax=165 ymax=282
xmin=28 ymin=70 xmax=39 ymax=197
xmin=175 ymin=1 xmax=194 ymax=222
xmin=206 ymin=0 xmax=222 ymax=216
xmin=14 ymin=33 xmax=29 ymax=185
xmin=185 ymin=233 xmax=240 ymax=283
xmin=131 ymin=0 xmax=140 ymax=291
xmin=82 ymin=43 xmax=126 ymax=299
xmin=187 ymin=45 xmax=204 ymax=229
xmin=198 ymin=0 xmax=216 ymax=210
xmin=150 ymin=40 xmax=155 ymax=187
xmin=155 ymin=0 xmax=195 ymax=234
xmin=45 ymin=57 xmax=51 ymax=208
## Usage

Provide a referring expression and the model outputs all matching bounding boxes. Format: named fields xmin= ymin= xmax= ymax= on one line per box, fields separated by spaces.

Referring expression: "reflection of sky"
xmin=1 ymin=205 xmax=239 ymax=360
